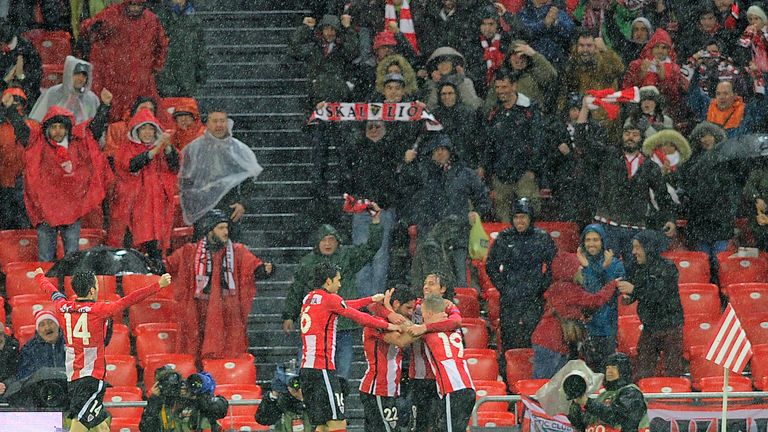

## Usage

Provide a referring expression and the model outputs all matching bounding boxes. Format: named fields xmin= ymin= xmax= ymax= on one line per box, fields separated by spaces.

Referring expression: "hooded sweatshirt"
xmin=29 ymin=56 xmax=100 ymax=124
xmin=579 ymin=224 xmax=625 ymax=337
xmin=624 ymin=29 xmax=687 ymax=109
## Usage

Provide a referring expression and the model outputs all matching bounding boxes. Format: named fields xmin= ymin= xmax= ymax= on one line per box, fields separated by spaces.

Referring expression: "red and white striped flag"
xmin=705 ymin=304 xmax=753 ymax=374
xmin=585 ymin=87 xmax=640 ymax=120
xmin=385 ymin=0 xmax=419 ymax=54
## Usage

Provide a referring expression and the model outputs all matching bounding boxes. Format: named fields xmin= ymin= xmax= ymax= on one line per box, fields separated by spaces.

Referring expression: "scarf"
xmin=385 ymin=0 xmax=419 ymax=54
xmin=586 ymin=87 xmax=640 ymax=120
xmin=48 ymin=137 xmax=73 ymax=175
xmin=652 ymin=149 xmax=680 ymax=172
xmin=481 ymin=34 xmax=504 ymax=85
xmin=707 ymin=97 xmax=746 ymax=130
xmin=308 ymin=102 xmax=443 ymax=130
xmin=194 ymin=238 xmax=236 ymax=299
xmin=582 ymin=0 xmax=610 ymax=35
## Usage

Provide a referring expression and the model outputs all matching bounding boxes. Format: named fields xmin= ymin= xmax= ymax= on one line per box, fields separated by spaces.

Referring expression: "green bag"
xmin=468 ymin=217 xmax=490 ymax=260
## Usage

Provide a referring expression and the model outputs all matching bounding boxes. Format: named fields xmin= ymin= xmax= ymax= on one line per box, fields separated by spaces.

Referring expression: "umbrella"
xmin=705 ymin=134 xmax=768 ymax=163
xmin=4 ymin=367 xmax=69 ymax=409
xmin=534 ymin=360 xmax=604 ymax=416
xmin=47 ymin=245 xmax=162 ymax=277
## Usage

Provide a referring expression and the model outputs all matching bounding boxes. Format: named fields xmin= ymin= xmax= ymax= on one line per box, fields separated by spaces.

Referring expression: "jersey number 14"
xmin=64 ymin=313 xmax=92 ymax=345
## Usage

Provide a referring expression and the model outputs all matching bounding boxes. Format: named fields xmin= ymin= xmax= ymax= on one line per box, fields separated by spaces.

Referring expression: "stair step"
xmin=199 ymin=94 xmax=305 ymax=113
xmin=197 ymin=0 xmax=308 ymax=11
xmin=199 ymin=10 xmax=307 ymax=27
xmin=202 ymin=78 xmax=307 ymax=96
xmin=236 ymin=131 xmax=305 ymax=148
xmin=205 ymin=27 xmax=295 ymax=45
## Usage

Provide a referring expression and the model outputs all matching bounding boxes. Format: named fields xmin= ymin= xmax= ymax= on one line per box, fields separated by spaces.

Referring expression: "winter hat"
xmin=623 ymin=117 xmax=643 ymax=132
xmin=319 ymin=14 xmax=341 ymax=31
xmin=747 ymin=5 xmax=768 ymax=23
xmin=632 ymin=229 xmax=668 ymax=261
xmin=195 ymin=209 xmax=230 ymax=237
xmin=383 ymin=72 xmax=405 ymax=85
xmin=478 ymin=5 xmax=498 ymax=21
xmin=373 ymin=31 xmax=397 ymax=50
xmin=35 ymin=310 xmax=59 ymax=328
xmin=642 ymin=129 xmax=692 ymax=162
xmin=512 ymin=198 xmax=535 ymax=222
xmin=421 ymin=133 xmax=454 ymax=154
xmin=603 ymin=353 xmax=633 ymax=390
xmin=630 ymin=17 xmax=653 ymax=36
xmin=689 ymin=121 xmax=727 ymax=148
xmin=2 ymin=87 xmax=27 ymax=103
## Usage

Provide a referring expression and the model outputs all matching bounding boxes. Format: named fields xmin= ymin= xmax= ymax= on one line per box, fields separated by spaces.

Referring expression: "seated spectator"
xmin=419 ymin=0 xmax=474 ymax=56
xmin=641 ymin=129 xmax=691 ymax=227
xmin=687 ymin=76 xmax=767 ymax=138
xmin=602 ymin=2 xmax=652 ymax=65
xmin=169 ymin=100 xmax=205 ymax=150
xmin=0 ymin=20 xmax=41 ymax=107
xmin=431 ymin=81 xmax=483 ymax=168
xmin=618 ymin=231 xmax=684 ymax=379
xmin=0 ymin=87 xmax=32 ymax=229
xmin=79 ymin=0 xmax=169 ymax=122
xmin=623 ymin=29 xmax=688 ymax=119
xmin=713 ymin=0 xmax=747 ymax=45
xmin=680 ymin=122 xmax=736 ymax=261
xmin=29 ymin=56 xmax=100 ymax=124
xmin=0 ymin=324 xmax=20 ymax=398
xmin=518 ymin=0 xmax=575 ymax=69
xmin=156 ymin=0 xmax=208 ymax=97
xmin=737 ymin=5 xmax=768 ymax=83
xmin=423 ymin=46 xmax=482 ymax=109
xmin=375 ymin=54 xmax=419 ymax=98
xmin=682 ymin=38 xmax=750 ymax=98
xmin=104 ymin=96 xmax=159 ymax=161
xmin=107 ymin=109 xmax=178 ymax=262
xmin=623 ymin=86 xmax=674 ymax=139
xmin=483 ymin=40 xmax=558 ymax=113
xmin=16 ymin=310 xmax=65 ymax=379
xmin=676 ymin=4 xmax=730 ymax=60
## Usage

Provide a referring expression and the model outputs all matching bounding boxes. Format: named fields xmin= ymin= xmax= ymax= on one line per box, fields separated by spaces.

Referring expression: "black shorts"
xmin=411 ymin=378 xmax=439 ymax=431
xmin=300 ymin=368 xmax=345 ymax=425
xmin=360 ymin=392 xmax=399 ymax=432
xmin=436 ymin=388 xmax=476 ymax=432
xmin=68 ymin=376 xmax=109 ymax=428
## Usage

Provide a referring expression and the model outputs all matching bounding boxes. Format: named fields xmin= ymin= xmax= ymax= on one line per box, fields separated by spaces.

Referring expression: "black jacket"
xmin=139 ymin=395 xmax=229 ymax=432
xmin=486 ymin=225 xmax=556 ymax=302
xmin=568 ymin=384 xmax=647 ymax=432
xmin=546 ymin=118 xmax=606 ymax=197
xmin=0 ymin=36 xmax=43 ymax=107
xmin=0 ymin=335 xmax=20 ymax=383
xmin=431 ymin=102 xmax=483 ymax=168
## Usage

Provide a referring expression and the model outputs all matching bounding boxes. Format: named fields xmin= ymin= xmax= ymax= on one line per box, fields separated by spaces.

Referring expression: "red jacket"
xmin=623 ymin=29 xmax=688 ymax=110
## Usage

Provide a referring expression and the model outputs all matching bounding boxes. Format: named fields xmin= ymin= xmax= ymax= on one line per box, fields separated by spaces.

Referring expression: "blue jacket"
xmin=16 ymin=333 xmax=65 ymax=379
xmin=518 ymin=3 xmax=574 ymax=68
xmin=580 ymin=224 xmax=625 ymax=337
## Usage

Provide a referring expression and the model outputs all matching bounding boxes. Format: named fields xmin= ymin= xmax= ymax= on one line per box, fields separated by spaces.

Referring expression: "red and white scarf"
xmin=48 ymin=138 xmax=73 ymax=175
xmin=481 ymin=34 xmax=504 ymax=85
xmin=308 ymin=102 xmax=443 ymax=130
xmin=586 ymin=87 xmax=640 ymax=120
xmin=385 ymin=0 xmax=419 ymax=54
xmin=194 ymin=238 xmax=236 ymax=299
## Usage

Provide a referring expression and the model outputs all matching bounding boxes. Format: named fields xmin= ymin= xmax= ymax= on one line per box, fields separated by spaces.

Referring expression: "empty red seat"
xmin=742 ymin=314 xmax=768 ymax=346
xmin=617 ymin=315 xmax=643 ymax=356
xmin=64 ymin=275 xmax=117 ymax=300
xmin=476 ymin=412 xmax=517 ymax=427
xmin=142 ymin=354 xmax=197 ymax=392
xmin=688 ymin=345 xmax=741 ymax=387
xmin=504 ymin=348 xmax=533 ymax=393
xmin=105 ymin=387 xmax=143 ymax=421
xmin=21 ymin=30 xmax=71 ymax=65
xmin=683 ymin=315 xmax=718 ymax=357
xmin=475 ymin=385 xmax=509 ymax=412
xmin=453 ymin=294 xmax=480 ymax=318
xmin=134 ymin=323 xmax=178 ymax=365
xmin=473 ymin=379 xmax=507 ymax=393
xmin=454 ymin=287 xmax=478 ymax=298
xmin=10 ymin=299 xmax=55 ymax=337
xmin=4 ymin=262 xmax=55 ymax=297
xmin=109 ymin=417 xmax=140 ymax=432
xmin=678 ymin=283 xmax=720 ymax=318
xmin=482 ymin=222 xmax=511 ymax=248
xmin=104 ymin=355 xmax=138 ymax=387
xmin=40 ymin=64 xmax=64 ymax=89
xmin=751 ymin=345 xmax=768 ymax=390
xmin=534 ymin=221 xmax=579 ymax=253
xmin=218 ymin=417 xmax=270 ymax=431
xmin=718 ymin=254 xmax=768 ymax=295
xmin=460 ymin=319 xmax=489 ymax=349
xmin=15 ymin=325 xmax=36 ymax=346
xmin=661 ymin=251 xmax=710 ymax=284
xmin=0 ymin=230 xmax=40 ymax=267
xmin=105 ymin=323 xmax=131 ymax=356
xmin=217 ymin=384 xmax=263 ymax=417
xmin=56 ymin=228 xmax=105 ymax=257
xmin=551 ymin=252 xmax=580 ymax=282
xmin=7 ymin=293 xmax=48 ymax=307
xmin=729 ymin=283 xmax=768 ymax=318
xmin=464 ymin=348 xmax=499 ymax=381
xmin=698 ymin=376 xmax=753 ymax=392
xmin=202 ymin=354 xmax=257 ymax=386
xmin=637 ymin=377 xmax=692 ymax=394
xmin=128 ymin=298 xmax=176 ymax=333
xmin=121 ymin=274 xmax=172 ymax=300
xmin=514 ymin=378 xmax=548 ymax=396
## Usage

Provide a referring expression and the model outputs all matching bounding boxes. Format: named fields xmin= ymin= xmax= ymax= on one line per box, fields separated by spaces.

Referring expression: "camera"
xmin=288 ymin=376 xmax=301 ymax=391
xmin=155 ymin=365 xmax=183 ymax=398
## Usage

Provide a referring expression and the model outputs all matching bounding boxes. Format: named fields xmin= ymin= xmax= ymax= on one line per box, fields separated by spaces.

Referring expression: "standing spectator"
xmin=687 ymin=75 xmax=767 ymax=138
xmin=641 ymin=129 xmax=691 ymax=229
xmin=419 ymin=0 xmax=474 ymax=56
xmin=179 ymin=108 xmax=262 ymax=231
xmin=423 ymin=47 xmax=482 ymax=109
xmin=4 ymin=97 xmax=113 ymax=262
xmin=375 ymin=54 xmax=419 ymax=98
xmin=8 ymin=0 xmax=71 ymax=32
xmin=518 ymin=0 xmax=575 ymax=69
xmin=0 ymin=20 xmax=42 ymax=107
xmin=351 ymin=29 xmax=418 ymax=100
xmin=165 ymin=209 xmax=273 ymax=363
xmin=622 ymin=86 xmax=674 ymax=139
xmin=483 ymin=70 xmax=546 ymax=221
xmin=156 ymin=0 xmax=207 ymax=97
xmin=737 ymin=5 xmax=768 ymax=81
xmin=104 ymin=96 xmax=159 ymax=161
xmin=431 ymin=81 xmax=483 ymax=167
xmin=16 ymin=310 xmax=65 ymax=379
xmin=623 ymin=29 xmax=688 ymax=120
xmin=70 ymin=0 xmax=122 ymax=38
xmin=0 ymin=324 xmax=20 ymax=398
xmin=682 ymin=39 xmax=750 ymax=99
xmin=676 ymin=5 xmax=730 ymax=60
xmin=0 ymin=87 xmax=32 ymax=229
xmin=603 ymin=3 xmax=652 ymax=65
xmin=618 ymin=230 xmax=684 ymax=379
xmin=107 ymin=109 xmax=178 ymax=261
xmin=168 ymin=100 xmax=205 ymax=150
xmin=79 ymin=0 xmax=169 ymax=122
xmin=575 ymin=224 xmax=625 ymax=370
xmin=713 ymin=0 xmax=747 ymax=45
xmin=486 ymin=198 xmax=556 ymax=351
xmin=29 ymin=56 xmax=100 ymax=124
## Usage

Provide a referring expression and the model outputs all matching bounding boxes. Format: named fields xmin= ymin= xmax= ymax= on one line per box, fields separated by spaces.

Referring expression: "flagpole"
xmin=720 ymin=368 xmax=729 ymax=432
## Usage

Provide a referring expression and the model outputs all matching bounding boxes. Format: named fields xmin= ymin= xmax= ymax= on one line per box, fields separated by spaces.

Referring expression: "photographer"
xmin=139 ymin=367 xmax=228 ymax=432
xmin=255 ymin=369 xmax=312 ymax=432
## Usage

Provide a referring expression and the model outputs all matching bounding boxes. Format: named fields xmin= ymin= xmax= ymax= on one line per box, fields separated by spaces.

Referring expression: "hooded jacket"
xmin=431 ymin=83 xmax=483 ymax=167
xmin=423 ymin=47 xmax=482 ymax=109
xmin=282 ymin=223 xmax=383 ymax=331
xmin=578 ymin=224 xmax=625 ymax=337
xmin=623 ymin=29 xmax=688 ymax=109
xmin=625 ymin=230 xmax=684 ymax=332
xmin=375 ymin=54 xmax=418 ymax=96
xmin=29 ymin=56 xmax=100 ymax=124
xmin=168 ymin=99 xmax=205 ymax=150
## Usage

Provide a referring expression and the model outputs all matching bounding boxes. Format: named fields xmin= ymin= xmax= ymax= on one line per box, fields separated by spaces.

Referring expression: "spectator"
xmin=289 ymin=14 xmax=358 ymax=107
xmin=431 ymin=80 xmax=483 ymax=167
xmin=744 ymin=158 xmax=768 ymax=251
xmin=592 ymin=119 xmax=676 ymax=266
xmin=680 ymin=121 xmax=736 ymax=261
xmin=622 ymin=86 xmax=674 ymax=139
xmin=713 ymin=0 xmax=747 ymax=44
xmin=575 ymin=224 xmax=625 ymax=370
xmin=8 ymin=0 xmax=70 ymax=32
xmin=419 ymin=0 xmax=474 ymax=56
xmin=642 ymin=129 xmax=690 ymax=229
xmin=351 ymin=29 xmax=418 ymax=100
xmin=375 ymin=54 xmax=419 ymax=98
xmin=16 ymin=310 xmax=65 ymax=379
xmin=676 ymin=5 xmax=730 ymax=60
xmin=736 ymin=5 xmax=768 ymax=79
xmin=567 ymin=353 xmax=650 ymax=431
xmin=423 ymin=46 xmax=482 ymax=109
xmin=165 ymin=209 xmax=273 ymax=362
xmin=687 ymin=75 xmax=767 ymax=138
xmin=169 ymin=100 xmax=205 ymax=150
xmin=70 ymin=0 xmax=121 ymax=38
xmin=255 ymin=368 xmax=311 ymax=431
xmin=410 ymin=215 xmax=465 ymax=294
xmin=618 ymin=230 xmax=684 ymax=379
xmin=681 ymin=39 xmax=750 ymax=98
xmin=482 ymin=70 xmax=546 ymax=221
xmin=486 ymin=198 xmax=556 ymax=351
xmin=107 ymin=109 xmax=178 ymax=262
xmin=281 ymin=213 xmax=384 ymax=390
xmin=518 ymin=0 xmax=575 ymax=69
xmin=0 ymin=324 xmax=20 ymax=398
xmin=0 ymin=20 xmax=42 ymax=107
xmin=179 ymin=108 xmax=262 ymax=230
xmin=531 ymin=279 xmax=618 ymax=379
xmin=4 ymin=97 xmax=113 ymax=262
xmin=156 ymin=0 xmax=207 ymax=97
xmin=400 ymin=134 xmax=492 ymax=286
xmin=104 ymin=96 xmax=160 ymax=161
xmin=29 ymin=56 xmax=99 ymax=124
xmin=602 ymin=2 xmax=652 ymax=65
xmin=0 ymin=87 xmax=31 ymax=229
xmin=79 ymin=0 xmax=169 ymax=122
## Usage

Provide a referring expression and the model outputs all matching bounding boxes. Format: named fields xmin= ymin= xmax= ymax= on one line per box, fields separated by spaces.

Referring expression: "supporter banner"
xmin=648 ymin=403 xmax=768 ymax=431
xmin=308 ymin=102 xmax=443 ymax=130
xmin=522 ymin=396 xmax=574 ymax=432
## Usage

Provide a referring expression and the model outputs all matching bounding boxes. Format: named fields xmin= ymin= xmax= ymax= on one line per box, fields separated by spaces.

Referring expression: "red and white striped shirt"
xmin=359 ymin=327 xmax=403 ymax=397
xmin=300 ymin=289 xmax=389 ymax=370
xmin=408 ymin=299 xmax=462 ymax=380
xmin=423 ymin=329 xmax=475 ymax=397
xmin=36 ymin=274 xmax=160 ymax=381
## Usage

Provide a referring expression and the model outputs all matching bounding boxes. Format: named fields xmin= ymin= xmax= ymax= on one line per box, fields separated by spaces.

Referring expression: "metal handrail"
xmin=470 ymin=392 xmax=768 ymax=426
xmin=103 ymin=398 xmax=262 ymax=408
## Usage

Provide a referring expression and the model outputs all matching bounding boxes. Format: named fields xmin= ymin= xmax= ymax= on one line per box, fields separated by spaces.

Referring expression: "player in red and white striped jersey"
xmin=34 ymin=268 xmax=171 ymax=432
xmin=421 ymin=294 xmax=476 ymax=432
xmin=299 ymin=262 xmax=399 ymax=432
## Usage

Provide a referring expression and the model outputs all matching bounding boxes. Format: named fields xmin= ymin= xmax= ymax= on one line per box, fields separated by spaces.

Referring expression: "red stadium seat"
xmin=105 ymin=323 xmax=131 ymax=356
xmin=56 ymin=228 xmax=105 ymax=257
xmin=40 ymin=64 xmax=64 ymax=89
xmin=10 ymin=298 xmax=55 ymax=337
xmin=551 ymin=252 xmax=580 ymax=282
xmin=718 ymin=254 xmax=768 ymax=295
xmin=460 ymin=319 xmax=489 ymax=349
xmin=104 ymin=355 xmax=138 ymax=387
xmin=4 ymin=262 xmax=55 ymax=298
xmin=109 ymin=417 xmax=140 ymax=432
xmin=729 ymin=283 xmax=768 ymax=318
xmin=171 ymin=226 xmax=194 ymax=251
xmin=0 ymin=231 xmax=39 ymax=267
xmin=143 ymin=354 xmax=197 ymax=391
xmin=453 ymin=294 xmax=480 ymax=318
xmin=514 ymin=378 xmax=548 ymax=396
xmin=15 ymin=325 xmax=36 ymax=346
xmin=134 ymin=323 xmax=178 ymax=365
xmin=482 ymin=222 xmax=511 ymax=248
xmin=454 ymin=287 xmax=479 ymax=298
xmin=751 ymin=345 xmax=768 ymax=390
xmin=742 ymin=314 xmax=768 ymax=346
xmin=504 ymin=348 xmax=533 ymax=393
xmin=120 ymin=274 xmax=172 ymax=300
xmin=464 ymin=348 xmax=499 ymax=381
xmin=637 ymin=377 xmax=692 ymax=394
xmin=661 ymin=251 xmax=710 ymax=284
xmin=21 ymin=30 xmax=71 ymax=64
xmin=688 ymin=345 xmax=741 ymax=387
xmin=218 ymin=416 xmax=270 ymax=431
xmin=678 ymin=283 xmax=721 ymax=318
xmin=486 ymin=288 xmax=500 ymax=326
xmin=128 ymin=298 xmax=176 ymax=332
xmin=202 ymin=354 xmax=257 ymax=386
xmin=617 ymin=315 xmax=643 ymax=357
xmin=7 ymin=293 xmax=48 ymax=307
xmin=683 ymin=315 xmax=718 ymax=357
xmin=535 ymin=221 xmax=579 ymax=253
xmin=0 ymin=296 xmax=4 ymax=325
xmin=698 ymin=376 xmax=753 ymax=392
xmin=64 ymin=275 xmax=117 ymax=300
xmin=475 ymin=384 xmax=509 ymax=412
xmin=105 ymin=387 xmax=143 ymax=421
xmin=473 ymin=380 xmax=507 ymax=393
xmin=476 ymin=412 xmax=517 ymax=427
xmin=217 ymin=384 xmax=263 ymax=417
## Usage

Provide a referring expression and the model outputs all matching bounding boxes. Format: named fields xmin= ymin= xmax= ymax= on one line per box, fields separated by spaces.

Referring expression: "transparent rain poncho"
xmin=29 ymin=56 xmax=100 ymax=124
xmin=179 ymin=119 xmax=263 ymax=225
